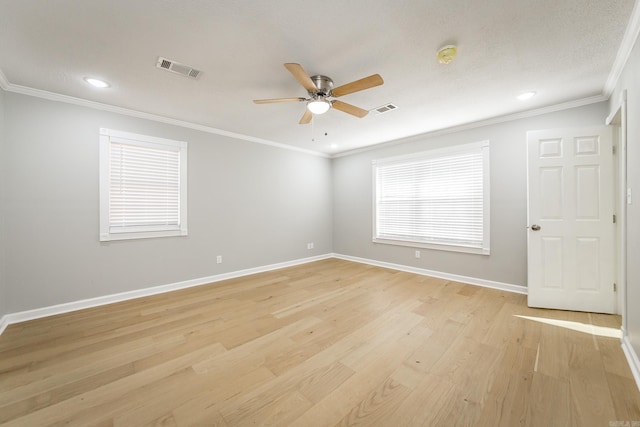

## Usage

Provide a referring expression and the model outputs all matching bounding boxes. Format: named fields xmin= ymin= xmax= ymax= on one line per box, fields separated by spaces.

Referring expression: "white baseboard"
xmin=0 ymin=254 xmax=332 ymax=335
xmin=622 ymin=334 xmax=640 ymax=391
xmin=0 ymin=253 xmax=526 ymax=337
xmin=0 ymin=314 xmax=9 ymax=336
xmin=333 ymin=253 xmax=528 ymax=295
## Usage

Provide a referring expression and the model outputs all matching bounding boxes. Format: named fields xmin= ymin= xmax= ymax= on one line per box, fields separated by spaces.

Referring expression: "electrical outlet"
xmin=307 ymin=242 xmax=314 ymax=250
xmin=216 ymin=255 xmax=222 ymax=264
xmin=415 ymin=250 xmax=421 ymax=259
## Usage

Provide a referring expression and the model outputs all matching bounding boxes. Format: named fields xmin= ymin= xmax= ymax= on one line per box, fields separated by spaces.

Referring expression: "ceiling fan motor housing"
xmin=309 ymin=75 xmax=334 ymax=97
xmin=252 ymin=63 xmax=382 ymax=123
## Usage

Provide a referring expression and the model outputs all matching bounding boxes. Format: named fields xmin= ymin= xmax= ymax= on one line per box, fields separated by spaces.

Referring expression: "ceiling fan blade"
xmin=332 ymin=100 xmax=369 ymax=118
xmin=284 ymin=63 xmax=317 ymax=93
xmin=253 ymin=97 xmax=306 ymax=104
xmin=299 ymin=109 xmax=313 ymax=124
xmin=332 ymin=74 xmax=384 ymax=97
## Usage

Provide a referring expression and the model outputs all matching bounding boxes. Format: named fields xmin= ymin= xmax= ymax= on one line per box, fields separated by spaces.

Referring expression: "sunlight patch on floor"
xmin=514 ymin=315 xmax=622 ymax=339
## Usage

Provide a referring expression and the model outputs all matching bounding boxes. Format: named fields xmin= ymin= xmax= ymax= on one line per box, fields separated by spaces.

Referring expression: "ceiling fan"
xmin=253 ymin=63 xmax=384 ymax=124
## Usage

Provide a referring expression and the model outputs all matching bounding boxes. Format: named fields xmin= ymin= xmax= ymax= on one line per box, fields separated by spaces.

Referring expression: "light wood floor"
xmin=1 ymin=259 xmax=639 ymax=426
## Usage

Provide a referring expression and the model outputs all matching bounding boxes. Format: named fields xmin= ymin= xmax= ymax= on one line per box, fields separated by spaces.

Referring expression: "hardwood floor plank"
xmin=271 ymin=287 xmax=353 ymax=319
xmin=191 ymin=316 xmax=322 ymax=374
xmin=603 ymin=371 xmax=640 ymax=423
xmin=526 ymin=371 xmax=574 ymax=426
xmin=567 ymin=345 xmax=617 ymax=426
xmin=288 ymin=339 xmax=418 ymax=426
xmin=373 ymin=373 xmax=457 ymax=426
xmin=333 ymin=377 xmax=411 ymax=427
xmin=404 ymin=318 xmax=465 ymax=372
xmin=0 ymin=362 xmax=136 ymax=423
xmin=144 ymin=413 xmax=178 ymax=427
xmin=170 ymin=367 xmax=275 ymax=425
xmin=475 ymin=341 xmax=536 ymax=426
xmin=297 ymin=361 xmax=355 ymax=404
xmin=1 ymin=342 xmax=226 ymax=426
xmin=222 ymin=390 xmax=312 ymax=426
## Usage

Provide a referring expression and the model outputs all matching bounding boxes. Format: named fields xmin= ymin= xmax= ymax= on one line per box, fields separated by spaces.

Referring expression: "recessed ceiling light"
xmin=84 ymin=77 xmax=110 ymax=88
xmin=330 ymin=144 xmax=338 ymax=149
xmin=517 ymin=91 xmax=536 ymax=100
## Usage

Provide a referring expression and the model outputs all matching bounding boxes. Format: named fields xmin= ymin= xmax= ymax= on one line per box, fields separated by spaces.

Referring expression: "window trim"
xmin=99 ymin=128 xmax=188 ymax=242
xmin=371 ymin=141 xmax=490 ymax=255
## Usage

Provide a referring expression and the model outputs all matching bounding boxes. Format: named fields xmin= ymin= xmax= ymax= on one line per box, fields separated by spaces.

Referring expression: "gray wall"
xmin=0 ymin=89 xmax=619 ymax=317
xmin=610 ymin=36 xmax=640 ymax=358
xmin=3 ymin=92 xmax=333 ymax=313
xmin=0 ymin=88 xmax=6 ymax=318
xmin=332 ymin=102 xmax=608 ymax=287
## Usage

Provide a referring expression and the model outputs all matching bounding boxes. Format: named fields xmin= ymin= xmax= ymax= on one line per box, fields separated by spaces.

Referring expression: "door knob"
xmin=530 ymin=224 xmax=541 ymax=231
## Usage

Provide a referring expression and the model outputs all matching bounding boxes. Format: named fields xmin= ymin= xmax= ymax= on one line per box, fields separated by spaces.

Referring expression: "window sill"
xmin=372 ymin=237 xmax=490 ymax=256
xmin=100 ymin=228 xmax=188 ymax=242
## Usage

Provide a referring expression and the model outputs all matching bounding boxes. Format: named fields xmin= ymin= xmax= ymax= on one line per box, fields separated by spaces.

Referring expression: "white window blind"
xmin=373 ymin=141 xmax=490 ymax=254
xmin=99 ymin=129 xmax=188 ymax=241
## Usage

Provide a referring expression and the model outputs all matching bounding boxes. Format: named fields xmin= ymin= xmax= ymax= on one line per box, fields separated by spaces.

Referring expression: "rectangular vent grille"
xmin=373 ymin=103 xmax=399 ymax=114
xmin=156 ymin=57 xmax=202 ymax=80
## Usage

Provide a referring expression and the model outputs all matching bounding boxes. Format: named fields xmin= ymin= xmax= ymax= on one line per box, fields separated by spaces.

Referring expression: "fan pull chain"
xmin=311 ymin=115 xmax=315 ymax=142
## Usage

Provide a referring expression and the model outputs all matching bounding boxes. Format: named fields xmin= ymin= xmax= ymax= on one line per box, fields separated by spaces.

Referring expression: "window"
xmin=373 ymin=141 xmax=490 ymax=255
xmin=99 ymin=128 xmax=188 ymax=241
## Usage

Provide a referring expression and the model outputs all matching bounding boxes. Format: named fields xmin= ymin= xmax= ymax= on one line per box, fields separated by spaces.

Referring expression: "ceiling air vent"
xmin=373 ymin=103 xmax=398 ymax=115
xmin=156 ymin=57 xmax=202 ymax=80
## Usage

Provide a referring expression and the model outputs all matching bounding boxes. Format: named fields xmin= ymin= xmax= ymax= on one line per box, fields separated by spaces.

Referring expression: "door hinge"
xmin=613 ymin=283 xmax=617 ymax=292
xmin=613 ymin=214 xmax=617 ymax=224
xmin=613 ymin=145 xmax=617 ymax=155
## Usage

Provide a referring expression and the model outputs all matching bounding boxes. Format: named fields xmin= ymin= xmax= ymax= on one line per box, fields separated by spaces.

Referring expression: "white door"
xmin=527 ymin=126 xmax=616 ymax=313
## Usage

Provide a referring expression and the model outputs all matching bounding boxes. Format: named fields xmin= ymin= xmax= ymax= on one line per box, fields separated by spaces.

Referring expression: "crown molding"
xmin=332 ymin=94 xmax=608 ymax=158
xmin=0 ymin=77 xmax=329 ymax=158
xmin=604 ymin=0 xmax=640 ymax=96
xmin=0 ymin=73 xmax=612 ymax=161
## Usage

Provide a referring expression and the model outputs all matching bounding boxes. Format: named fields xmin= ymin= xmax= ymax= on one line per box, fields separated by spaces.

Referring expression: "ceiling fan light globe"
xmin=307 ymin=100 xmax=331 ymax=115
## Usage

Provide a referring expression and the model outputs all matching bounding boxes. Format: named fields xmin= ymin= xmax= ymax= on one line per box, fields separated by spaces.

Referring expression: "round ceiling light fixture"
xmin=84 ymin=77 xmax=110 ymax=88
xmin=436 ymin=45 xmax=457 ymax=64
xmin=307 ymin=99 xmax=331 ymax=115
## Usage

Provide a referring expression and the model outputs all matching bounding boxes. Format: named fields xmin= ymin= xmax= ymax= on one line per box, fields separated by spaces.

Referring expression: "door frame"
xmin=606 ymin=89 xmax=628 ymax=333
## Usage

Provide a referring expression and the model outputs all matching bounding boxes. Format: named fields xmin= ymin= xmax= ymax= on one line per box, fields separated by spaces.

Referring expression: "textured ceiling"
xmin=0 ymin=0 xmax=635 ymax=155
